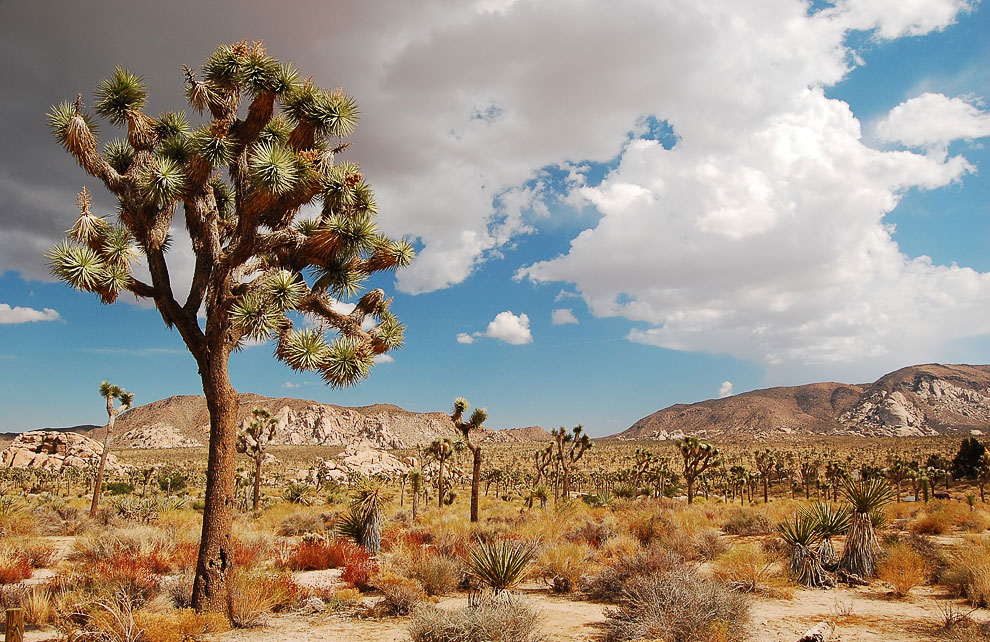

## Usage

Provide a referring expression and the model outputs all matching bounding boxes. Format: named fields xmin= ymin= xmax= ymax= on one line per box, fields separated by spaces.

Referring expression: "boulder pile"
xmin=0 ymin=430 xmax=127 ymax=474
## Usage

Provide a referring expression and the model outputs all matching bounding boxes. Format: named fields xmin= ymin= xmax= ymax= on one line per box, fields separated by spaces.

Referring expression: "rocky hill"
xmin=615 ymin=363 xmax=990 ymax=440
xmin=110 ymin=393 xmax=549 ymax=449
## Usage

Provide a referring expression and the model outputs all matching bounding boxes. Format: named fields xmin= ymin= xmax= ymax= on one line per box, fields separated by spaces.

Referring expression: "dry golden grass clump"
xmin=409 ymin=597 xmax=547 ymax=642
xmin=710 ymin=541 xmax=791 ymax=598
xmin=942 ymin=535 xmax=990 ymax=608
xmin=399 ymin=549 xmax=463 ymax=596
xmin=532 ymin=541 xmax=591 ymax=593
xmin=877 ymin=541 xmax=930 ymax=598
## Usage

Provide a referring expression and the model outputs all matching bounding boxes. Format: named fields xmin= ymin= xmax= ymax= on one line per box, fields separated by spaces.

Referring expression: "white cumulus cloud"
xmin=485 ymin=311 xmax=533 ymax=345
xmin=456 ymin=332 xmax=475 ymax=344
xmin=552 ymin=308 xmax=579 ymax=325
xmin=0 ymin=303 xmax=60 ymax=324
xmin=877 ymin=93 xmax=990 ymax=148
xmin=718 ymin=381 xmax=734 ymax=398
xmin=373 ymin=354 xmax=395 ymax=364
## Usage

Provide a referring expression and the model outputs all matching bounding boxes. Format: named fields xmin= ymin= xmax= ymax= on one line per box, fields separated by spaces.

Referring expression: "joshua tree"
xmin=408 ymin=467 xmax=423 ymax=521
xmin=677 ymin=436 xmax=720 ymax=504
xmin=885 ymin=456 xmax=910 ymax=503
xmin=838 ymin=477 xmax=895 ymax=578
xmin=428 ymin=438 xmax=455 ymax=508
xmin=451 ymin=397 xmax=488 ymax=523
xmin=977 ymin=453 xmax=990 ymax=503
xmin=551 ymin=425 xmax=592 ymax=500
xmin=90 ymin=381 xmax=134 ymax=517
xmin=754 ymin=449 xmax=776 ymax=503
xmin=45 ymin=42 xmax=412 ymax=612
xmin=236 ymin=406 xmax=278 ymax=511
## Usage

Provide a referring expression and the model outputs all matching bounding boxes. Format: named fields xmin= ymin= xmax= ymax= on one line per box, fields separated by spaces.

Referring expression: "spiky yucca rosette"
xmin=838 ymin=478 xmax=895 ymax=578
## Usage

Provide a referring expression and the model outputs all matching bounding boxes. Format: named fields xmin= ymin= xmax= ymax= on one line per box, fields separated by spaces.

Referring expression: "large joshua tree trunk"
xmin=192 ymin=348 xmax=239 ymax=614
xmin=469 ymin=446 xmax=482 ymax=522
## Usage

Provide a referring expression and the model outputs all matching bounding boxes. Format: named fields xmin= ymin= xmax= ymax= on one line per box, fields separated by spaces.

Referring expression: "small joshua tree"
xmin=676 ymin=436 xmax=720 ymax=504
xmin=45 ymin=41 xmax=412 ymax=612
xmin=428 ymin=438 xmax=455 ymax=508
xmin=552 ymin=425 xmax=592 ymax=500
xmin=91 ymin=381 xmax=134 ymax=517
xmin=838 ymin=477 xmax=895 ymax=578
xmin=236 ymin=406 xmax=278 ymax=511
xmin=408 ymin=467 xmax=423 ymax=521
xmin=754 ymin=449 xmax=776 ymax=503
xmin=451 ymin=397 xmax=488 ymax=523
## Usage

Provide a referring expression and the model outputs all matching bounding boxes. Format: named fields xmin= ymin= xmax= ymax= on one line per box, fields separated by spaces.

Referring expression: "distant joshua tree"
xmin=236 ymin=406 xmax=278 ymax=511
xmin=91 ymin=381 xmax=134 ymax=517
xmin=551 ymin=425 xmax=592 ymax=500
xmin=754 ymin=449 xmax=776 ymax=503
xmin=677 ymin=436 xmax=720 ymax=504
xmin=451 ymin=397 xmax=488 ymax=523
xmin=427 ymin=438 xmax=455 ymax=508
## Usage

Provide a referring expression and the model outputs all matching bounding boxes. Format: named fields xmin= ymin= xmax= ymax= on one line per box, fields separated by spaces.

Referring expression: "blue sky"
xmin=1 ymin=0 xmax=989 ymax=435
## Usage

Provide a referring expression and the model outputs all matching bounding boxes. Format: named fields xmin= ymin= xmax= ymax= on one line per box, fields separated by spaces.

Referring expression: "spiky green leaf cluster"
xmin=843 ymin=477 xmax=896 ymax=515
xmin=320 ymin=337 xmax=374 ymax=388
xmin=209 ymin=177 xmax=234 ymax=219
xmin=191 ymin=125 xmax=235 ymax=167
xmin=47 ymin=238 xmax=133 ymax=304
xmin=229 ymin=293 xmax=280 ymax=342
xmin=278 ymin=329 xmax=330 ymax=372
xmin=257 ymin=115 xmax=293 ymax=147
xmin=140 ymin=156 xmax=185 ymax=204
xmin=466 ymin=539 xmax=537 ymax=594
xmin=263 ymin=269 xmax=306 ymax=310
xmin=311 ymin=260 xmax=367 ymax=299
xmin=47 ymin=101 xmax=100 ymax=151
xmin=249 ymin=141 xmax=299 ymax=195
xmin=102 ymin=139 xmax=134 ymax=173
xmin=803 ymin=502 xmax=850 ymax=538
xmin=284 ymin=85 xmax=359 ymax=138
xmin=94 ymin=67 xmax=148 ymax=125
xmin=155 ymin=112 xmax=190 ymax=139
xmin=777 ymin=514 xmax=822 ymax=547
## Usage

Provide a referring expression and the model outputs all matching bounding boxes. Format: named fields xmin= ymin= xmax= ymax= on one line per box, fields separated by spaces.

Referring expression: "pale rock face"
xmin=0 ymin=431 xmax=127 ymax=474
xmin=119 ymin=424 xmax=203 ymax=449
xmin=301 ymin=442 xmax=409 ymax=484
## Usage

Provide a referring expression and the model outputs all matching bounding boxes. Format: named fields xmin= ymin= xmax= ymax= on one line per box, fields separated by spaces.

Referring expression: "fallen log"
xmin=797 ymin=621 xmax=834 ymax=642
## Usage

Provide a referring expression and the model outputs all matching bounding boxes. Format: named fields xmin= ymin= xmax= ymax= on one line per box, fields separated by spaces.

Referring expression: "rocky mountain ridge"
xmin=616 ymin=364 xmax=990 ymax=440
xmin=104 ymin=393 xmax=550 ymax=450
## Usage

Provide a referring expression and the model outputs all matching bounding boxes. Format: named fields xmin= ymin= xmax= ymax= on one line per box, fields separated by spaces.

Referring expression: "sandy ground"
xmin=209 ymin=582 xmax=989 ymax=642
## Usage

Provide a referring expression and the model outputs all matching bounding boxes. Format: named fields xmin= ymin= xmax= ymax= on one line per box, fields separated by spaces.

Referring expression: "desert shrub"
xmin=282 ymin=536 xmax=362 ymax=571
xmin=602 ymin=567 xmax=750 ymax=642
xmin=20 ymin=541 xmax=58 ymax=568
xmin=761 ymin=536 xmax=791 ymax=562
xmin=627 ymin=512 xmax=670 ymax=546
xmin=342 ymin=549 xmax=378 ymax=591
xmin=941 ymin=536 xmax=990 ymax=608
xmin=878 ymin=541 xmax=929 ymax=598
xmin=408 ymin=598 xmax=546 ymax=642
xmin=693 ymin=528 xmax=728 ymax=561
xmin=533 ymin=542 xmax=588 ymax=593
xmin=133 ymin=608 xmax=229 ymax=642
xmin=22 ymin=585 xmax=56 ymax=627
xmin=277 ymin=510 xmax=330 ymax=536
xmin=583 ymin=546 xmax=683 ymax=602
xmin=912 ymin=511 xmax=953 ymax=535
xmin=376 ymin=573 xmax=427 ymax=616
xmin=722 ymin=508 xmax=773 ymax=536
xmin=229 ymin=571 xmax=304 ymax=628
xmin=564 ymin=515 xmax=617 ymax=547
xmin=403 ymin=550 xmax=462 ymax=596
xmin=466 ymin=540 xmax=537 ymax=595
xmin=106 ymin=481 xmax=135 ymax=496
xmin=32 ymin=504 xmax=88 ymax=536
xmin=0 ymin=549 xmax=32 ymax=584
xmin=711 ymin=542 xmax=774 ymax=594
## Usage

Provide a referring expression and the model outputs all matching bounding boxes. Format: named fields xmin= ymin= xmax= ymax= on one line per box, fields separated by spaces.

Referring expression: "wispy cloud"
xmin=552 ymin=308 xmax=579 ymax=325
xmin=80 ymin=347 xmax=186 ymax=357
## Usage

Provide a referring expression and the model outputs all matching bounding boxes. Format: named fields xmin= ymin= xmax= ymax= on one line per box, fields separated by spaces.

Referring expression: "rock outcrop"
xmin=0 ymin=430 xmax=126 ymax=473
xmin=301 ymin=440 xmax=409 ymax=484
xmin=105 ymin=393 xmax=547 ymax=449
xmin=616 ymin=364 xmax=990 ymax=440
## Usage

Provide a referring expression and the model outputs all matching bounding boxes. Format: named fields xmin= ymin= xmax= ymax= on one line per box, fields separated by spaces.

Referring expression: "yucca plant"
xmin=839 ymin=477 xmax=895 ymax=578
xmin=466 ymin=539 xmax=537 ymax=596
xmin=778 ymin=514 xmax=833 ymax=588
xmin=803 ymin=502 xmax=850 ymax=567
xmin=338 ymin=476 xmax=391 ymax=554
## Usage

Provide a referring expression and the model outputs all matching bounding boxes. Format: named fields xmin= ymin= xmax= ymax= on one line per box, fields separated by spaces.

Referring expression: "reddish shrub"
xmin=285 ymin=537 xmax=362 ymax=571
xmin=342 ymin=551 xmax=378 ymax=591
xmin=231 ymin=538 xmax=267 ymax=569
xmin=172 ymin=542 xmax=200 ymax=570
xmin=0 ymin=553 xmax=32 ymax=584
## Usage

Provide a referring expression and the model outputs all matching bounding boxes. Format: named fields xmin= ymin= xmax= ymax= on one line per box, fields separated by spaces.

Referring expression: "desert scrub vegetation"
xmin=602 ymin=566 xmax=750 ymax=642
xmin=942 ymin=535 xmax=990 ymax=607
xmin=877 ymin=541 xmax=930 ymax=598
xmin=409 ymin=597 xmax=547 ymax=642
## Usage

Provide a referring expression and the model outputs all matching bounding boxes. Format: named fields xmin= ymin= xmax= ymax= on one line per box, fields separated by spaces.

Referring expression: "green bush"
xmin=105 ymin=482 xmax=134 ymax=496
